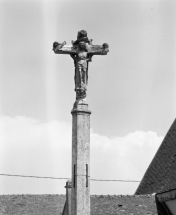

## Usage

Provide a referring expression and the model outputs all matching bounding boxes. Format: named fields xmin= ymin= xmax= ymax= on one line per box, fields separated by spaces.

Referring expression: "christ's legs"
xmin=78 ymin=66 xmax=83 ymax=85
xmin=83 ymin=68 xmax=87 ymax=87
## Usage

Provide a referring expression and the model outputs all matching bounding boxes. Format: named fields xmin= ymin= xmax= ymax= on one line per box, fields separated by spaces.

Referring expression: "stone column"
xmin=71 ymin=103 xmax=91 ymax=215
xmin=66 ymin=180 xmax=72 ymax=215
xmin=62 ymin=180 xmax=72 ymax=215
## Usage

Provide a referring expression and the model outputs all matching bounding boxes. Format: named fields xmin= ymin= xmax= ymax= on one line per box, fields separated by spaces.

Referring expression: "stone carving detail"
xmin=72 ymin=30 xmax=92 ymax=45
xmin=53 ymin=30 xmax=109 ymax=102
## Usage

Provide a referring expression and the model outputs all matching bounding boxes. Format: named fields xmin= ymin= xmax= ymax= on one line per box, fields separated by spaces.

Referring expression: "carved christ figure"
xmin=70 ymin=41 xmax=93 ymax=100
xmin=53 ymin=30 xmax=109 ymax=102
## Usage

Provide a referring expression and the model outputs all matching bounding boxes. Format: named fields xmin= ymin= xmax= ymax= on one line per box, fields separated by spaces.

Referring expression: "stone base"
xmin=72 ymin=100 xmax=91 ymax=115
xmin=73 ymin=98 xmax=88 ymax=110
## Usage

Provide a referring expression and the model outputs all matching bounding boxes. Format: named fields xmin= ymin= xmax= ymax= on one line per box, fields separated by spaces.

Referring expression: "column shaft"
xmin=71 ymin=103 xmax=91 ymax=215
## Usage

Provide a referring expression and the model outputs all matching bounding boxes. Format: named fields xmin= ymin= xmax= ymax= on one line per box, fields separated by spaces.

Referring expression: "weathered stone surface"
xmin=53 ymin=30 xmax=109 ymax=101
xmin=71 ymin=103 xmax=91 ymax=215
xmin=53 ymin=44 xmax=109 ymax=55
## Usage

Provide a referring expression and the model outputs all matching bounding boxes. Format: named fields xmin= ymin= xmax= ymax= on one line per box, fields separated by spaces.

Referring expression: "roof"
xmin=91 ymin=194 xmax=157 ymax=215
xmin=135 ymin=118 xmax=176 ymax=195
xmin=0 ymin=194 xmax=157 ymax=215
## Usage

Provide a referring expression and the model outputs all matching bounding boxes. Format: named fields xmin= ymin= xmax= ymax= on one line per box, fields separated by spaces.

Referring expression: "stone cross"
xmin=53 ymin=30 xmax=109 ymax=215
xmin=53 ymin=30 xmax=109 ymax=105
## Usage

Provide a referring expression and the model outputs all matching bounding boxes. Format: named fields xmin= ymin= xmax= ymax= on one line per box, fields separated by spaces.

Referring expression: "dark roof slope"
xmin=135 ymin=119 xmax=176 ymax=195
xmin=0 ymin=194 xmax=157 ymax=215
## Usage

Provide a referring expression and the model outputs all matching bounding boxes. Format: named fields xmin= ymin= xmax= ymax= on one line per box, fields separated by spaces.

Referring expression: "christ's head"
xmin=78 ymin=41 xmax=87 ymax=51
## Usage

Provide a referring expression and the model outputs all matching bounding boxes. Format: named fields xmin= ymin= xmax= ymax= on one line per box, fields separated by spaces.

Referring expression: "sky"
xmin=0 ymin=0 xmax=176 ymax=195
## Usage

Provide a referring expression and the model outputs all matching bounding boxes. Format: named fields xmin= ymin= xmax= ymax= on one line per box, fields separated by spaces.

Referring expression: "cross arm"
xmin=53 ymin=41 xmax=109 ymax=56
xmin=87 ymin=43 xmax=109 ymax=55
xmin=53 ymin=41 xmax=77 ymax=55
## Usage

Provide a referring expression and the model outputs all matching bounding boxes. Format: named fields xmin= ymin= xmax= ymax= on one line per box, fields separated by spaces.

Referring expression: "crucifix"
xmin=53 ymin=30 xmax=109 ymax=106
xmin=53 ymin=30 xmax=109 ymax=215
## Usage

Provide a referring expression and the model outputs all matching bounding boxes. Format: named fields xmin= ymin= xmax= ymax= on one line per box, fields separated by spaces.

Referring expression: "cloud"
xmin=90 ymin=130 xmax=163 ymax=194
xmin=0 ymin=116 xmax=163 ymax=195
